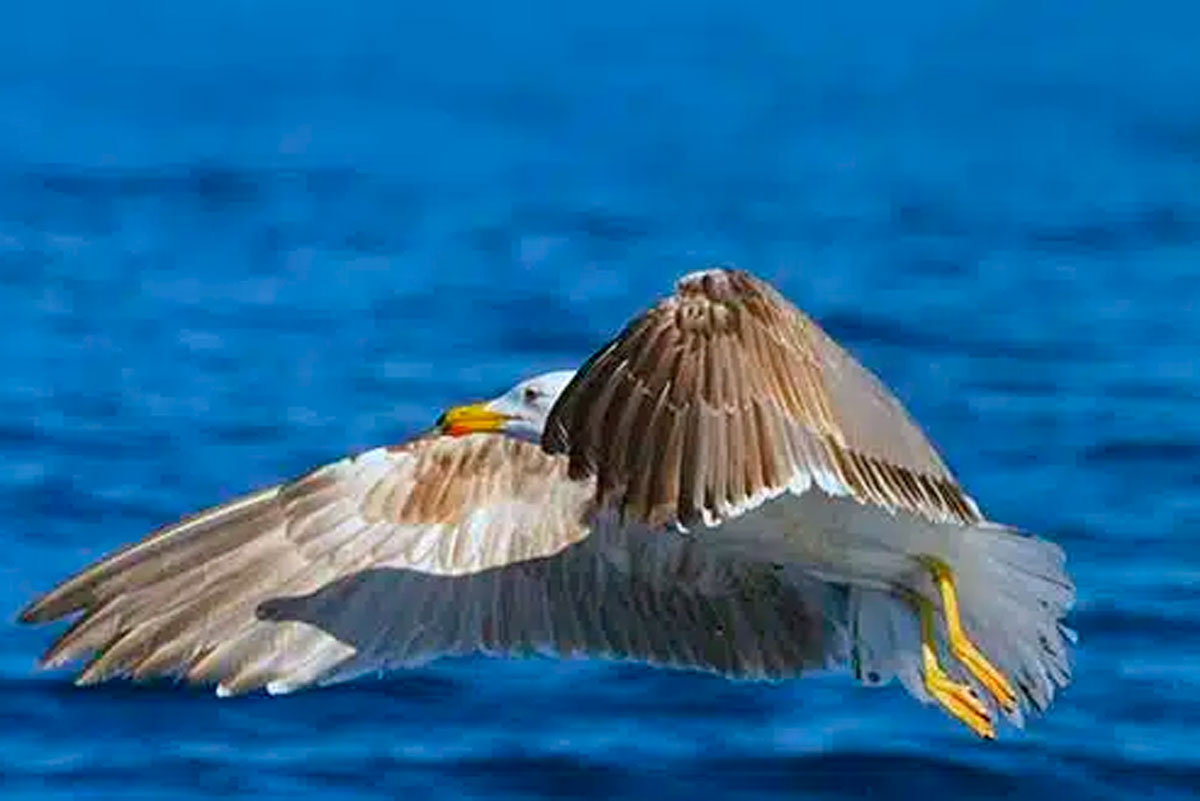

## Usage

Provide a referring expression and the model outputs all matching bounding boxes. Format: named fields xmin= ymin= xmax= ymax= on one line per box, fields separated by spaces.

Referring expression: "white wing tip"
xmin=676 ymin=266 xmax=744 ymax=294
xmin=216 ymin=680 xmax=301 ymax=697
xmin=679 ymin=266 xmax=729 ymax=282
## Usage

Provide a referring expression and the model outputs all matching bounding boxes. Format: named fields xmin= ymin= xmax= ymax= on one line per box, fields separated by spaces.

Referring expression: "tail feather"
xmin=768 ymin=492 xmax=1076 ymax=726
xmin=951 ymin=523 xmax=1075 ymax=720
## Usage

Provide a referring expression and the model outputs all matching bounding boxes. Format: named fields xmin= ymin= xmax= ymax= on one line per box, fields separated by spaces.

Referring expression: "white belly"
xmin=695 ymin=488 xmax=962 ymax=591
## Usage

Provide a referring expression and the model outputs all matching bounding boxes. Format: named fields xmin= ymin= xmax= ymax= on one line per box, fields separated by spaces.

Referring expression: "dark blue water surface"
xmin=2 ymin=2 xmax=1198 ymax=798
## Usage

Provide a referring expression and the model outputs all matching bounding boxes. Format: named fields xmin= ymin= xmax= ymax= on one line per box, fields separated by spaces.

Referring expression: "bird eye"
xmin=523 ymin=387 xmax=540 ymax=403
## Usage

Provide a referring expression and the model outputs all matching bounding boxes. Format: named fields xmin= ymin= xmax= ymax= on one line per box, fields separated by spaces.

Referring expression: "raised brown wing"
xmin=19 ymin=434 xmax=596 ymax=692
xmin=542 ymin=267 xmax=981 ymax=529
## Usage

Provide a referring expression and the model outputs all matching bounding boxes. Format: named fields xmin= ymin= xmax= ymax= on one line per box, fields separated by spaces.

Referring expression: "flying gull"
xmin=19 ymin=268 xmax=1074 ymax=738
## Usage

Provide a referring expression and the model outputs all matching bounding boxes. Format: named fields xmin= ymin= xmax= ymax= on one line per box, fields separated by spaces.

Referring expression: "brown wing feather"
xmin=19 ymin=435 xmax=596 ymax=691
xmin=543 ymin=267 xmax=981 ymax=529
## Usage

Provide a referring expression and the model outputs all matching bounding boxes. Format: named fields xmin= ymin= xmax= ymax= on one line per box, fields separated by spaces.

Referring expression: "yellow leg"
xmin=921 ymin=556 xmax=1019 ymax=714
xmin=912 ymin=591 xmax=995 ymax=739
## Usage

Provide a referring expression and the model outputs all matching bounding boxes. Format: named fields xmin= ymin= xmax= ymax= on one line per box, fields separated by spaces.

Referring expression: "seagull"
xmin=19 ymin=267 xmax=1073 ymax=738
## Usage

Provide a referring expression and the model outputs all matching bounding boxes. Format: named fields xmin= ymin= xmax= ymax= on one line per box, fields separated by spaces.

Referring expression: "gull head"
xmin=437 ymin=370 xmax=576 ymax=442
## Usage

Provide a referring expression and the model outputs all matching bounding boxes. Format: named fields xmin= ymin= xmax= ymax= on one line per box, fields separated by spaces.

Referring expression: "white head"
xmin=437 ymin=370 xmax=576 ymax=442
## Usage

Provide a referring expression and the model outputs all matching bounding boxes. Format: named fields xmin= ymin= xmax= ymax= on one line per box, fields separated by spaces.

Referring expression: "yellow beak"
xmin=437 ymin=402 xmax=510 ymax=436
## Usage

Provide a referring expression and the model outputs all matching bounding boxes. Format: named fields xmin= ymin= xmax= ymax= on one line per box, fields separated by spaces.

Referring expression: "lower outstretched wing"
xmin=20 ymin=431 xmax=927 ymax=697
xmin=18 ymin=434 xmax=594 ymax=692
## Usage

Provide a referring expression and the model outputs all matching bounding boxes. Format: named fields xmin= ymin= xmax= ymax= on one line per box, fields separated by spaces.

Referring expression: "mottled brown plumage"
xmin=543 ymin=268 xmax=981 ymax=529
xmin=20 ymin=436 xmax=596 ymax=689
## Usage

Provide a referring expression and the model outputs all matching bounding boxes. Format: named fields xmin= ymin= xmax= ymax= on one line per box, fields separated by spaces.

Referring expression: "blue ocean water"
xmin=2 ymin=1 xmax=1198 ymax=798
